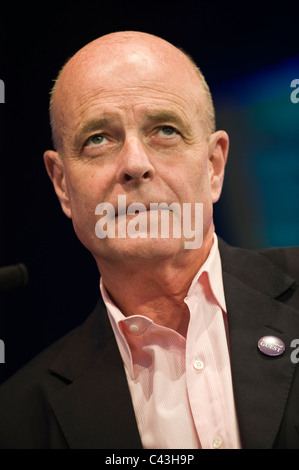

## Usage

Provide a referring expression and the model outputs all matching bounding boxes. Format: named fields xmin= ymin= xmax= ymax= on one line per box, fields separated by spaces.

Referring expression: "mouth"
xmin=115 ymin=202 xmax=175 ymax=217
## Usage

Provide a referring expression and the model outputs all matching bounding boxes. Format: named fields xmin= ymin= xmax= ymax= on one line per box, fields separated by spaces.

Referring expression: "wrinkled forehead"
xmin=54 ymin=37 xmax=204 ymax=111
xmin=50 ymin=35 xmax=208 ymax=149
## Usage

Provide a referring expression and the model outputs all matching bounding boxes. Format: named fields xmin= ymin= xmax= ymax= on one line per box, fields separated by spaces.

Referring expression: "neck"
xmin=97 ymin=230 xmax=215 ymax=337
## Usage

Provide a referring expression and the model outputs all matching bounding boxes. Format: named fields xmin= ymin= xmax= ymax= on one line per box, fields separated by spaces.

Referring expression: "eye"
xmin=157 ymin=126 xmax=178 ymax=137
xmin=85 ymin=134 xmax=107 ymax=147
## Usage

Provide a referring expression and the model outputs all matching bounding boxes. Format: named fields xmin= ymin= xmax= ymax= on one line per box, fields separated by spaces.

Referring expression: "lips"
xmin=114 ymin=196 xmax=176 ymax=216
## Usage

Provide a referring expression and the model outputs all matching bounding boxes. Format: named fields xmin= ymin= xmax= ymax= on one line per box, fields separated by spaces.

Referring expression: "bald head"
xmin=49 ymin=31 xmax=215 ymax=153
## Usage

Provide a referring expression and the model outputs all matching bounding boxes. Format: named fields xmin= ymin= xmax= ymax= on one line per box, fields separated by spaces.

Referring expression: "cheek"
xmin=191 ymin=152 xmax=212 ymax=191
xmin=66 ymin=167 xmax=110 ymax=222
xmin=65 ymin=169 xmax=108 ymax=250
xmin=176 ymin=155 xmax=210 ymax=201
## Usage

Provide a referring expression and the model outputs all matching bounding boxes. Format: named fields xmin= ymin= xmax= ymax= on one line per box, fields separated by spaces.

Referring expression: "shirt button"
xmin=193 ymin=359 xmax=204 ymax=370
xmin=213 ymin=436 xmax=223 ymax=449
xmin=129 ymin=324 xmax=140 ymax=333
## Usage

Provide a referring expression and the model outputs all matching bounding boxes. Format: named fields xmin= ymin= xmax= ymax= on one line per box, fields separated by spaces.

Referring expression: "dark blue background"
xmin=0 ymin=1 xmax=298 ymax=382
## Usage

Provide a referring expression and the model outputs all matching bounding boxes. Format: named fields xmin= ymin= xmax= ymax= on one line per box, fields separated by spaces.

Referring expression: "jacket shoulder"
xmin=257 ymin=246 xmax=299 ymax=283
xmin=0 ymin=299 xmax=109 ymax=449
xmin=0 ymin=328 xmax=78 ymax=449
xmin=218 ymin=237 xmax=299 ymax=303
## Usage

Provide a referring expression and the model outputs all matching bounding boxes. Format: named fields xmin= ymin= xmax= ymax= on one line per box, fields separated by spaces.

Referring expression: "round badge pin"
xmin=258 ymin=335 xmax=285 ymax=357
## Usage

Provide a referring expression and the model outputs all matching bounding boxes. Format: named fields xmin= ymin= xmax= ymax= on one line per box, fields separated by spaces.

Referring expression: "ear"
xmin=207 ymin=130 xmax=229 ymax=203
xmin=43 ymin=150 xmax=72 ymax=219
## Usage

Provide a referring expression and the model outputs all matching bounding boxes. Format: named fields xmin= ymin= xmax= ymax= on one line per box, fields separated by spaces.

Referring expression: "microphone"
xmin=0 ymin=264 xmax=29 ymax=293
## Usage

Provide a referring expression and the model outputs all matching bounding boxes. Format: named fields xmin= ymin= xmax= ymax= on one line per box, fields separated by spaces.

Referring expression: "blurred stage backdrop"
xmin=0 ymin=2 xmax=298 ymax=382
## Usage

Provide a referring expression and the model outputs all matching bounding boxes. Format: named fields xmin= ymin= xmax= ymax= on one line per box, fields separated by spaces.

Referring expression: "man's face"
xmin=45 ymin=39 xmax=228 ymax=268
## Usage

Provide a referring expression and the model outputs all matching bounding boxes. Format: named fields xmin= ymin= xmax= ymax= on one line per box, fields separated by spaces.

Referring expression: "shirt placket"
xmin=185 ymin=287 xmax=229 ymax=449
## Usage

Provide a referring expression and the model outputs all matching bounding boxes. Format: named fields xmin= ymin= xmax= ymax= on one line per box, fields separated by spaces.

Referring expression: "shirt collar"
xmin=187 ymin=233 xmax=227 ymax=313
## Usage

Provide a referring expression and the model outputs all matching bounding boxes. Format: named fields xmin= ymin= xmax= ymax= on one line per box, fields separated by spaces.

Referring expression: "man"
xmin=0 ymin=31 xmax=299 ymax=449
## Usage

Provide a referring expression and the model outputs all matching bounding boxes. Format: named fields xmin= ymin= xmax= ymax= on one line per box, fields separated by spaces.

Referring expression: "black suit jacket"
xmin=0 ymin=238 xmax=299 ymax=449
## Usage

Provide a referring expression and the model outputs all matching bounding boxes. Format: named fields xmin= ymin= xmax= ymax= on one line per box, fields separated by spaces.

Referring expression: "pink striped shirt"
xmin=100 ymin=234 xmax=241 ymax=449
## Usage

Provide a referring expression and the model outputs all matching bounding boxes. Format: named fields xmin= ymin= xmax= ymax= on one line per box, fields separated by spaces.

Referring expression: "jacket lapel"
xmin=47 ymin=300 xmax=142 ymax=449
xmin=219 ymin=239 xmax=299 ymax=448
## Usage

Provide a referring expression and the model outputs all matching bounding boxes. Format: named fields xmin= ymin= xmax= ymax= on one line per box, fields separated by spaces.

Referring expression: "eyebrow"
xmin=74 ymin=117 xmax=110 ymax=144
xmin=73 ymin=116 xmax=120 ymax=152
xmin=144 ymin=110 xmax=192 ymax=136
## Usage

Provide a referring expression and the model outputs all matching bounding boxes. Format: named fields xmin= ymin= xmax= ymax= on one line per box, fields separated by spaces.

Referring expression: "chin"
xmin=93 ymin=236 xmax=186 ymax=263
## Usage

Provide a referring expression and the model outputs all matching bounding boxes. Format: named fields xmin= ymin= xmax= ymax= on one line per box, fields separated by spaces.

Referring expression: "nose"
xmin=116 ymin=136 xmax=155 ymax=185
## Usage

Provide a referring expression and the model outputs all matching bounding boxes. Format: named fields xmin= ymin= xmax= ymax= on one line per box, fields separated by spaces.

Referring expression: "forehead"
xmin=53 ymin=41 xmax=205 ymax=137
